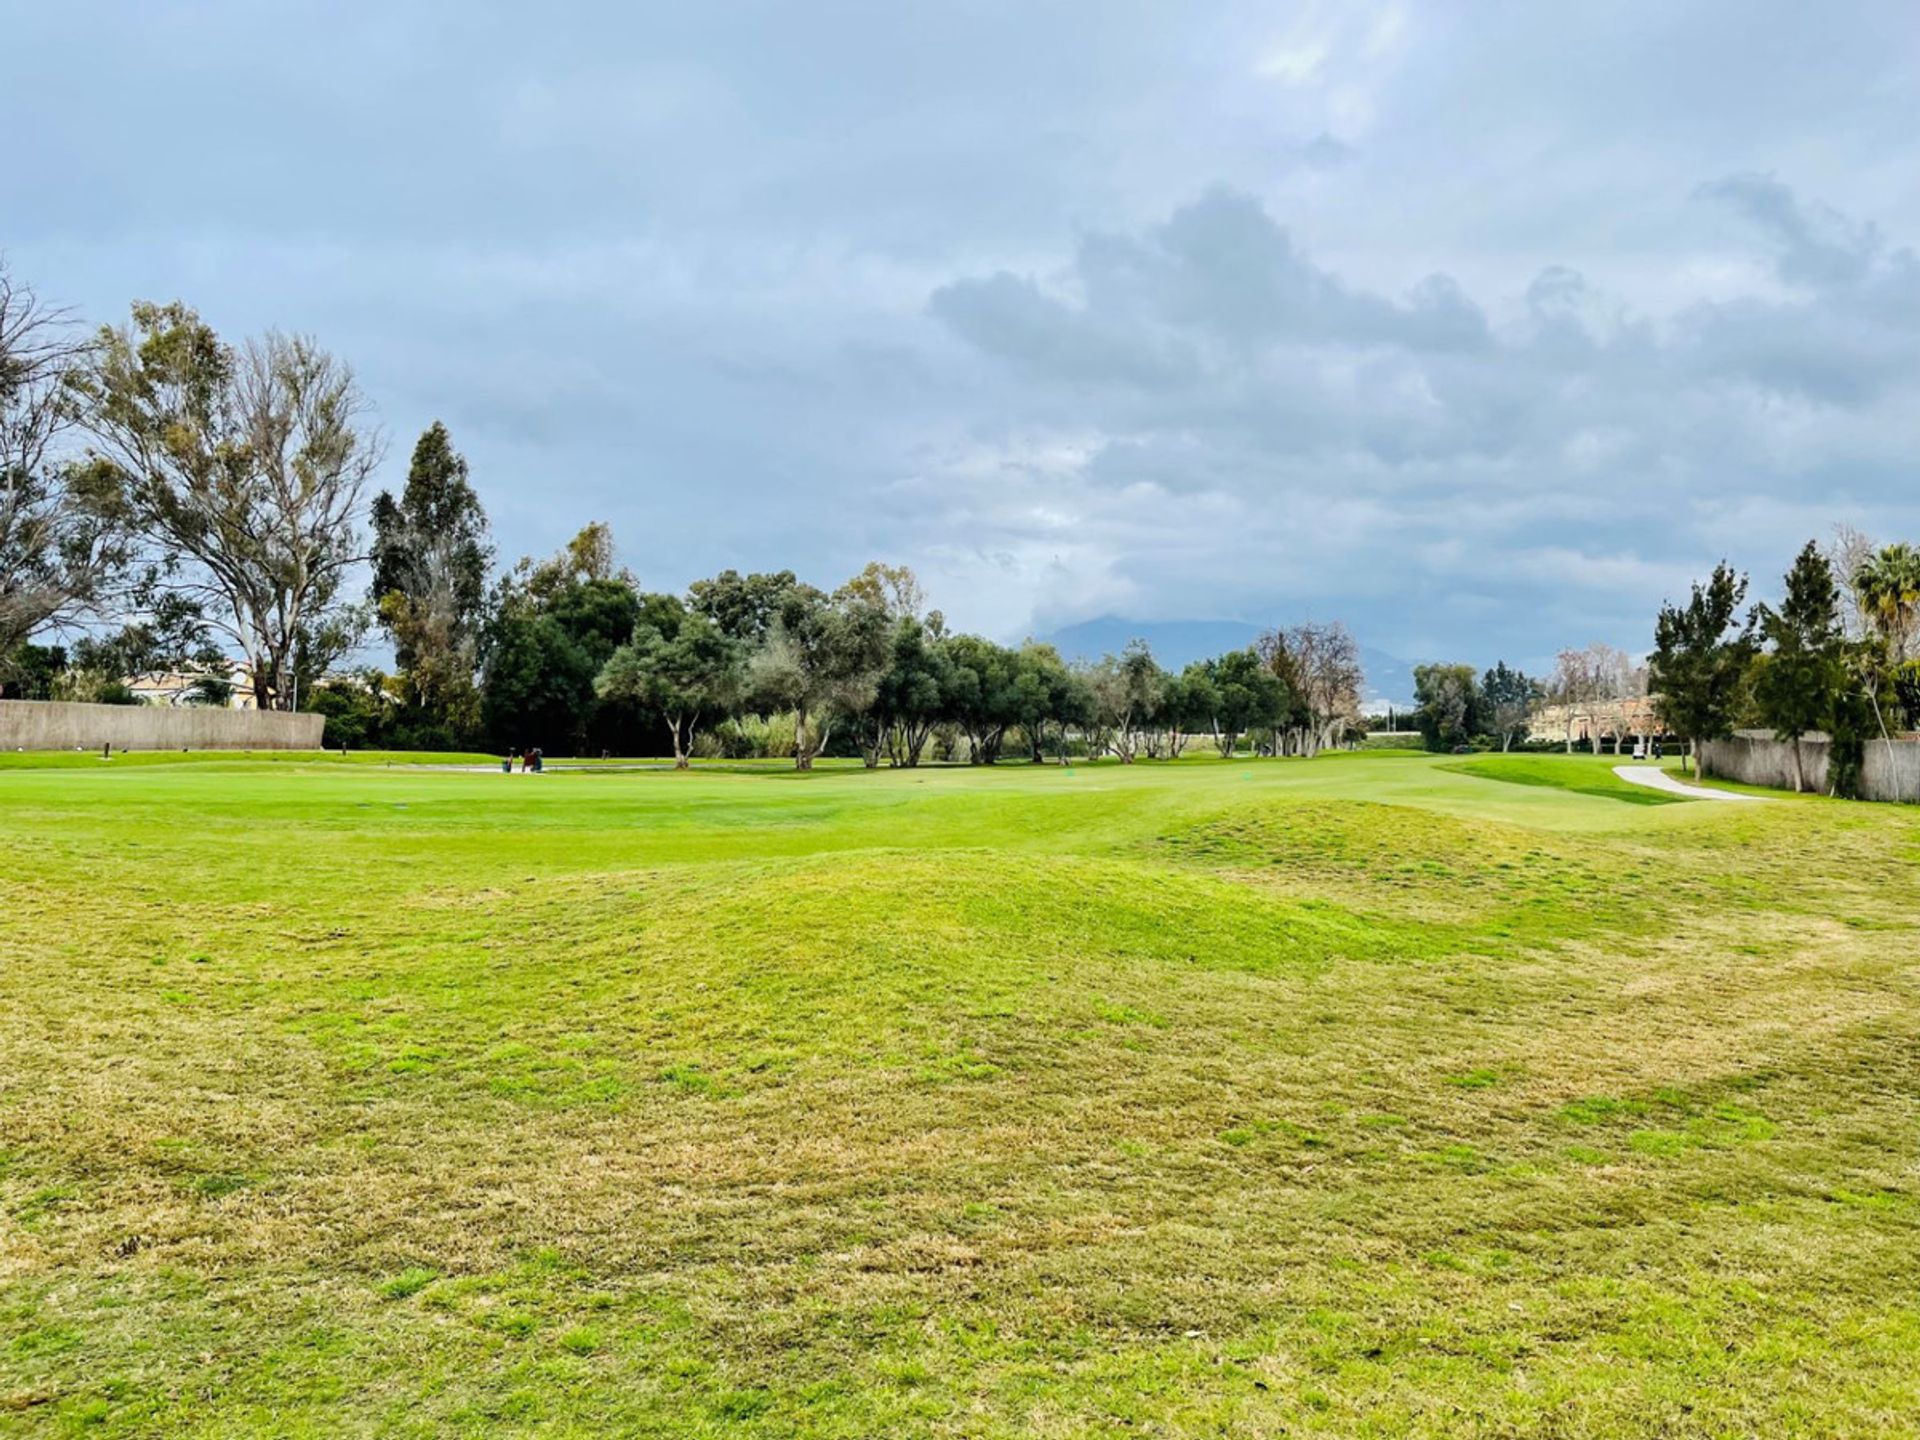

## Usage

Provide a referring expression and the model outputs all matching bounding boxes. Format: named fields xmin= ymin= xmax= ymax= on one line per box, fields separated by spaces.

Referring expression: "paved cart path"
xmin=1614 ymin=765 xmax=1772 ymax=801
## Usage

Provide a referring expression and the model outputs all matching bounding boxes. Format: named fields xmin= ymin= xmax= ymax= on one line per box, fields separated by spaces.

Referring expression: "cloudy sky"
xmin=6 ymin=1 xmax=1916 ymax=670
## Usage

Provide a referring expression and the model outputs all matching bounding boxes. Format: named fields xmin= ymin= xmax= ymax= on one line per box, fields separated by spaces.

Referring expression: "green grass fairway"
xmin=3 ymin=752 xmax=1918 ymax=1436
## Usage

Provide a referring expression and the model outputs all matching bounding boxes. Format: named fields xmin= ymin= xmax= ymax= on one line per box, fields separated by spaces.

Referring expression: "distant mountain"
xmin=1034 ymin=616 xmax=1418 ymax=710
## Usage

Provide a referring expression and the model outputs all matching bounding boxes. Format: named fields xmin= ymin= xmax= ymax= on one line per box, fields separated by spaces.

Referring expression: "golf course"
xmin=2 ymin=749 xmax=1917 ymax=1436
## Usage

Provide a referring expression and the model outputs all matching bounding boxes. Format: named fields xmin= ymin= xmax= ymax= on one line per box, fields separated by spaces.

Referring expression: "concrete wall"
xmin=1700 ymin=730 xmax=1920 ymax=803
xmin=0 ymin=699 xmax=324 ymax=751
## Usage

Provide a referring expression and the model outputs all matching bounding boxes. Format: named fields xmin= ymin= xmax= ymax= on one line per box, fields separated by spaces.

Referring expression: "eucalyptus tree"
xmin=78 ymin=301 xmax=379 ymax=710
xmin=834 ymin=560 xmax=928 ymax=622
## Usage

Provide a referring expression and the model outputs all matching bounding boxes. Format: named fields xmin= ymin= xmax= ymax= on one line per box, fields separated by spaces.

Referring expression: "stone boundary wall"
xmin=0 ymin=699 xmax=324 ymax=751
xmin=1700 ymin=730 xmax=1920 ymax=803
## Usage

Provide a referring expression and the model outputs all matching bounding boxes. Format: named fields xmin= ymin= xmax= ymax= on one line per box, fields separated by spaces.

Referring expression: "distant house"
xmin=1527 ymin=695 xmax=1666 ymax=747
xmin=123 ymin=666 xmax=259 ymax=710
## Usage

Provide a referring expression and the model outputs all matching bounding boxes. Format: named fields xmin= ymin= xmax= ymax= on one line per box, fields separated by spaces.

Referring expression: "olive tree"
xmin=596 ymin=608 xmax=744 ymax=768
xmin=1481 ymin=661 xmax=1542 ymax=752
xmin=749 ymin=588 xmax=890 ymax=769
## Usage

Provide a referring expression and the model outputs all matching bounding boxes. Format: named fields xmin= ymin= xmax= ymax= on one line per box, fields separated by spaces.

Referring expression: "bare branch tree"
xmin=1545 ymin=642 xmax=1645 ymax=754
xmin=1258 ymin=621 xmax=1363 ymax=755
xmin=0 ymin=265 xmax=125 ymax=681
xmin=1825 ymin=523 xmax=1878 ymax=643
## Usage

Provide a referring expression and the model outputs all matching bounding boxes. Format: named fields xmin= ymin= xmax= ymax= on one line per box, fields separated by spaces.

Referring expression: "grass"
xmin=1440 ymin=750 xmax=1688 ymax=804
xmin=2 ymin=749 xmax=1918 ymax=1436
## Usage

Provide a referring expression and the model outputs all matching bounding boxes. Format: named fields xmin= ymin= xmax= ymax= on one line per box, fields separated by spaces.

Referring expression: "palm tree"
xmin=1855 ymin=543 xmax=1920 ymax=660
xmin=1851 ymin=542 xmax=1920 ymax=799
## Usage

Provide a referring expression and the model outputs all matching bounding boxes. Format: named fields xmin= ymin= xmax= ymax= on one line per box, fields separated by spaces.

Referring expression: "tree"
xmin=688 ymin=568 xmax=801 ymax=646
xmin=1 ymin=266 xmax=125 ymax=671
xmin=834 ymin=561 xmax=927 ymax=622
xmin=1895 ymin=660 xmax=1920 ymax=732
xmin=1412 ymin=663 xmax=1482 ymax=751
xmin=369 ymin=421 xmax=492 ymax=733
xmin=542 ymin=578 xmax=641 ymax=665
xmin=1548 ymin=646 xmax=1613 ymax=753
xmin=1257 ymin=622 xmax=1362 ymax=755
xmin=1855 ymin=542 xmax=1920 ymax=663
xmin=307 ymin=673 xmax=392 ymax=750
xmin=1569 ymin=644 xmax=1646 ymax=754
xmin=1012 ymin=641 xmax=1081 ymax=763
xmin=866 ymin=616 xmax=950 ymax=767
xmin=1751 ymin=542 xmax=1845 ymax=793
xmin=1846 ymin=541 xmax=1920 ymax=801
xmin=0 ymin=642 xmax=66 ymax=700
xmin=1203 ymin=648 xmax=1285 ymax=757
xmin=1174 ymin=661 xmax=1220 ymax=757
xmin=1825 ymin=523 xmax=1879 ymax=641
xmin=595 ymin=609 xmax=744 ymax=768
xmin=79 ymin=302 xmax=379 ymax=710
xmin=481 ymin=615 xmax=597 ymax=751
xmin=749 ymin=588 xmax=890 ymax=769
xmin=1481 ymin=661 xmax=1542 ymax=752
xmin=481 ymin=530 xmax=641 ymax=752
xmin=1091 ymin=639 xmax=1164 ymax=763
xmin=941 ymin=634 xmax=1025 ymax=764
xmin=66 ymin=592 xmax=229 ymax=698
xmin=1650 ymin=562 xmax=1755 ymax=774
xmin=513 ymin=520 xmax=623 ymax=604
xmin=1155 ymin=663 xmax=1222 ymax=758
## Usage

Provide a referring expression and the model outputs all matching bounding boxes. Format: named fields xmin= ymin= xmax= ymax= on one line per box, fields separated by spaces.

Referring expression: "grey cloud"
xmin=927 ymin=273 xmax=1198 ymax=389
xmin=924 ymin=177 xmax=1920 ymax=658
xmin=1699 ymin=172 xmax=1885 ymax=290
xmin=1678 ymin=173 xmax=1920 ymax=404
xmin=1297 ymin=133 xmax=1357 ymax=170
xmin=6 ymin=1 xmax=1919 ymax=668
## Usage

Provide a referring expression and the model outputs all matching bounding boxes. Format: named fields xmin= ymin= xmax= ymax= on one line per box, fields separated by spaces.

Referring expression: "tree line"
xmin=0 ymin=267 xmax=1367 ymax=764
xmin=1401 ymin=531 xmax=1920 ymax=791
xmin=1648 ymin=533 xmax=1920 ymax=794
xmin=453 ymin=543 xmax=1365 ymax=768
